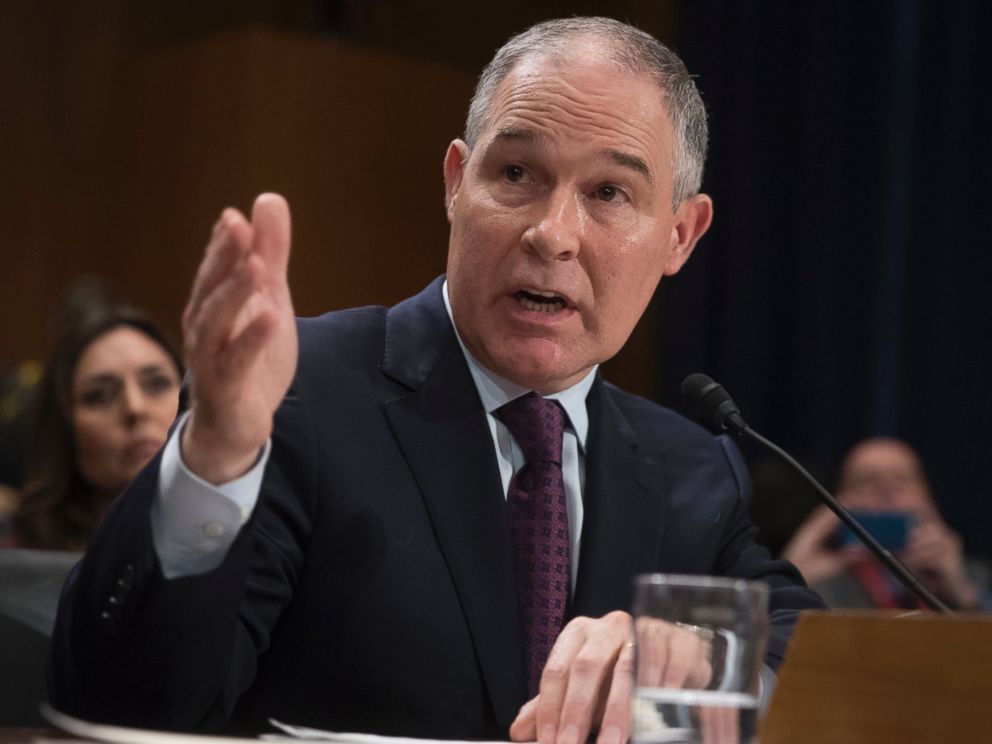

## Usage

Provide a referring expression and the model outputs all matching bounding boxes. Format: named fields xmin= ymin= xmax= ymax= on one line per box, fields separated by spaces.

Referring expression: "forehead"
xmin=75 ymin=326 xmax=170 ymax=377
xmin=845 ymin=441 xmax=920 ymax=475
xmin=480 ymin=51 xmax=674 ymax=175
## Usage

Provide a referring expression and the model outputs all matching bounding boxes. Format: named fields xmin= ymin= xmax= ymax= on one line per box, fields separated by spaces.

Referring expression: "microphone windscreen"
xmin=681 ymin=373 xmax=741 ymax=432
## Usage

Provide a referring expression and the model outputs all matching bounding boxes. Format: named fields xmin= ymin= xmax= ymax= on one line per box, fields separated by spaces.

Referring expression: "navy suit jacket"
xmin=50 ymin=277 xmax=823 ymax=736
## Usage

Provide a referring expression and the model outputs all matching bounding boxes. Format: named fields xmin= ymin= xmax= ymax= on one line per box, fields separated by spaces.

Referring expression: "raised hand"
xmin=180 ymin=193 xmax=298 ymax=484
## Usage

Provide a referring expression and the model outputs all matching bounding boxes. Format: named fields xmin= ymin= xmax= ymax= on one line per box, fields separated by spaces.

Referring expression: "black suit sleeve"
xmin=710 ymin=435 xmax=824 ymax=671
xmin=49 ymin=383 xmax=319 ymax=731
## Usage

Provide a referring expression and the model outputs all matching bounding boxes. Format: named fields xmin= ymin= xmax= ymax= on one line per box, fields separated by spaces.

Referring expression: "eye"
xmin=142 ymin=373 xmax=177 ymax=396
xmin=503 ymin=164 xmax=527 ymax=183
xmin=78 ymin=382 xmax=119 ymax=408
xmin=594 ymin=184 xmax=628 ymax=203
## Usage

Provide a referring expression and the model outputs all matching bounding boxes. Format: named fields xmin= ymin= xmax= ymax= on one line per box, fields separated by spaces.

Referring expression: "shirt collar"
xmin=442 ymin=279 xmax=597 ymax=449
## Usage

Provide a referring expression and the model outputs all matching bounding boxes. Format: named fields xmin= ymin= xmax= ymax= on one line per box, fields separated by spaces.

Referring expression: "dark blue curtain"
xmin=660 ymin=1 xmax=992 ymax=557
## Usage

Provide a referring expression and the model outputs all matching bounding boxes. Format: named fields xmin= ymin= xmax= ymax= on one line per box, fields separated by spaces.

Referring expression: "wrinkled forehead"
xmin=479 ymin=51 xmax=675 ymax=173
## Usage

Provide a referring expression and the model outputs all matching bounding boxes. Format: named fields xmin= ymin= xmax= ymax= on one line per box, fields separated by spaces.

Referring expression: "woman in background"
xmin=9 ymin=279 xmax=182 ymax=550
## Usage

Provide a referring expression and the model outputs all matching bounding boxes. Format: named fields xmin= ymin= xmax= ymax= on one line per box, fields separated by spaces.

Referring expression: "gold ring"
xmin=623 ymin=641 xmax=636 ymax=650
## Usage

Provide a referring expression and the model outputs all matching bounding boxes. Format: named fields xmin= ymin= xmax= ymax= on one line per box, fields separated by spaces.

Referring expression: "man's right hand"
xmin=180 ymin=193 xmax=298 ymax=485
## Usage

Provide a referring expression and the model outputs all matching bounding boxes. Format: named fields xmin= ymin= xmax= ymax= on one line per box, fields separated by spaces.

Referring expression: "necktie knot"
xmin=495 ymin=393 xmax=565 ymax=467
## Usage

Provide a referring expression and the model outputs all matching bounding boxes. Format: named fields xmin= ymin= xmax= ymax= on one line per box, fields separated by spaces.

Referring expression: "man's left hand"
xmin=509 ymin=611 xmax=714 ymax=744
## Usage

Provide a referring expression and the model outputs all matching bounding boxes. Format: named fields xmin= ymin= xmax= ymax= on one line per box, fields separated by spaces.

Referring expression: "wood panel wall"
xmin=2 ymin=1 xmax=679 ymax=398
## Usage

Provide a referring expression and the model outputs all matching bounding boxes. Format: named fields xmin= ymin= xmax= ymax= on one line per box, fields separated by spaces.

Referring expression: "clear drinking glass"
xmin=631 ymin=574 xmax=769 ymax=744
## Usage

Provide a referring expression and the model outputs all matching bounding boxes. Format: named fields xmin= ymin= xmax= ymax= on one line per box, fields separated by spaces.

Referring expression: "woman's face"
xmin=71 ymin=326 xmax=181 ymax=494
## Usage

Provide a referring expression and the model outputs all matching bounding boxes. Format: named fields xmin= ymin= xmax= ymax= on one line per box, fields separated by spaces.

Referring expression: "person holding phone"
xmin=783 ymin=437 xmax=990 ymax=611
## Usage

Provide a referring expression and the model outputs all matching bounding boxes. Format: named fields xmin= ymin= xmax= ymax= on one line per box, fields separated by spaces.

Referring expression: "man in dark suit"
xmin=51 ymin=17 xmax=823 ymax=743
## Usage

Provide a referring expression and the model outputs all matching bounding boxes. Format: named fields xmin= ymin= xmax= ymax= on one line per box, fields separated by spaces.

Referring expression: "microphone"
xmin=680 ymin=373 xmax=749 ymax=435
xmin=681 ymin=373 xmax=953 ymax=615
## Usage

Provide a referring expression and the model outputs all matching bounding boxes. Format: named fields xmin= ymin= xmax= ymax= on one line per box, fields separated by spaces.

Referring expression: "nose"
xmin=521 ymin=187 xmax=582 ymax=261
xmin=120 ymin=380 xmax=150 ymax=424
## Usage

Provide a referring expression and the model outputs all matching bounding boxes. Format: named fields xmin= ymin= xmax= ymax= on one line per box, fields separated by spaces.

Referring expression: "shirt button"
xmin=203 ymin=522 xmax=225 ymax=538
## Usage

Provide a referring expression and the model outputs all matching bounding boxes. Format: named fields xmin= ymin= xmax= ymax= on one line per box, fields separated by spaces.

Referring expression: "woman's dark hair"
xmin=13 ymin=278 xmax=183 ymax=549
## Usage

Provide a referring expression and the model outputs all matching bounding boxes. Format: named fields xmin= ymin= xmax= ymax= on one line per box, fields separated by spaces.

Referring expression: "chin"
xmin=495 ymin=350 xmax=591 ymax=394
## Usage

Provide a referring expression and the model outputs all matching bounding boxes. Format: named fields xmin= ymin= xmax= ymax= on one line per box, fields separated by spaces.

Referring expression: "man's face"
xmin=443 ymin=48 xmax=711 ymax=393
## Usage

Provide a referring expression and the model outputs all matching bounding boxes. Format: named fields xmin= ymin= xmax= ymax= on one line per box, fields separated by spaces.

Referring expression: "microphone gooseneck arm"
xmin=681 ymin=373 xmax=953 ymax=615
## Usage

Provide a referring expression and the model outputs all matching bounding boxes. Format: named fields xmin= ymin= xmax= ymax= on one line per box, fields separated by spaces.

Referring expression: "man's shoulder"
xmin=599 ymin=380 xmax=744 ymax=475
xmin=294 ymin=277 xmax=446 ymax=359
xmin=298 ymin=304 xmax=389 ymax=340
xmin=600 ymin=380 xmax=714 ymax=445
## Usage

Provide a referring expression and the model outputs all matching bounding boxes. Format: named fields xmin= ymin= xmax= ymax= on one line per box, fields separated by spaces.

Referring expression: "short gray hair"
xmin=465 ymin=17 xmax=708 ymax=207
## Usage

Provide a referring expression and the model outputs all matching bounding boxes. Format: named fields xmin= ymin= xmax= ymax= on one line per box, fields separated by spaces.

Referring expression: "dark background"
xmin=3 ymin=1 xmax=989 ymax=559
xmin=663 ymin=0 xmax=992 ymax=559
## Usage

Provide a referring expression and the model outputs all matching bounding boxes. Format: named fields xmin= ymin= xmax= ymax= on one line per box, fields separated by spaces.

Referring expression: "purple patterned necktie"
xmin=495 ymin=393 xmax=570 ymax=698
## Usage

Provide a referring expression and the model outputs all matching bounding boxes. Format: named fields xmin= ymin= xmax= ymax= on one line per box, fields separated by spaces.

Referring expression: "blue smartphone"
xmin=834 ymin=511 xmax=915 ymax=552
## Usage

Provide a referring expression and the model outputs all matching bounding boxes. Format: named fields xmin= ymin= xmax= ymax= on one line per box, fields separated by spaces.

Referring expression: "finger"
xmin=548 ymin=612 xmax=629 ymax=744
xmin=185 ymin=209 xmax=253 ymax=332
xmin=251 ymin=193 xmax=292 ymax=276
xmin=536 ymin=618 xmax=590 ymax=744
xmin=700 ymin=706 xmax=739 ymax=744
xmin=634 ymin=617 xmax=665 ymax=687
xmin=901 ymin=529 xmax=944 ymax=563
xmin=187 ymin=253 xmax=261 ymax=368
xmin=510 ymin=696 xmax=539 ymax=742
xmin=635 ymin=617 xmax=668 ymax=688
xmin=805 ymin=507 xmax=843 ymax=543
xmin=595 ymin=640 xmax=635 ymax=744
xmin=722 ymin=705 xmax=741 ymax=744
xmin=661 ymin=629 xmax=706 ymax=689
xmin=222 ymin=302 xmax=278 ymax=376
xmin=700 ymin=704 xmax=717 ymax=744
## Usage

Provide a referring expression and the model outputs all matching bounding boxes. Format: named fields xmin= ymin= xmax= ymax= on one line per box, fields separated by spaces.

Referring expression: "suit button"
xmin=113 ymin=578 xmax=130 ymax=603
xmin=106 ymin=595 xmax=123 ymax=620
xmin=99 ymin=611 xmax=118 ymax=636
xmin=120 ymin=564 xmax=135 ymax=589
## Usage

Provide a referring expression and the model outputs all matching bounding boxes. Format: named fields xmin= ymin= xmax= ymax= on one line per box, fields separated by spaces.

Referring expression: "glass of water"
xmin=631 ymin=574 xmax=769 ymax=744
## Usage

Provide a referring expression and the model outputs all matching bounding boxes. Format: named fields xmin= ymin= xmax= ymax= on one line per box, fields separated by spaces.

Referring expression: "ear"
xmin=443 ymin=139 xmax=471 ymax=223
xmin=662 ymin=193 xmax=714 ymax=276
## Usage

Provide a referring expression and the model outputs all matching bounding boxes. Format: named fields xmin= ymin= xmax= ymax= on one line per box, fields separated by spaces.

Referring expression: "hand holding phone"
xmin=834 ymin=511 xmax=915 ymax=552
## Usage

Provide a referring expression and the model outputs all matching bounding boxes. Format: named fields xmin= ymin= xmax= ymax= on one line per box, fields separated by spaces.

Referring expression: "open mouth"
xmin=515 ymin=289 xmax=568 ymax=313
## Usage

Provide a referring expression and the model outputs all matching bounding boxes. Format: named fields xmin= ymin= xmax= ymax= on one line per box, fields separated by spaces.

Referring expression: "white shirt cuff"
xmin=151 ymin=411 xmax=272 ymax=579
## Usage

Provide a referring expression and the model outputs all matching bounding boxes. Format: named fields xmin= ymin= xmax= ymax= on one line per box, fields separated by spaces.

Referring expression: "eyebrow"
xmin=79 ymin=373 xmax=122 ymax=386
xmin=605 ymin=149 xmax=653 ymax=185
xmin=493 ymin=125 xmax=543 ymax=144
xmin=80 ymin=364 xmax=172 ymax=385
xmin=491 ymin=126 xmax=654 ymax=184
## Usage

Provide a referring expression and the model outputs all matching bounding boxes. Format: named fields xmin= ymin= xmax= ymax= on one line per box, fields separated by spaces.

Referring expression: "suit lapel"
xmin=381 ymin=280 xmax=527 ymax=733
xmin=571 ymin=379 xmax=669 ymax=617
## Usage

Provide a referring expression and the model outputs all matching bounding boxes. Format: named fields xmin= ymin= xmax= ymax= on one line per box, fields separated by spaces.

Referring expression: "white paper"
xmin=267 ymin=719 xmax=507 ymax=744
xmin=40 ymin=704 xmax=285 ymax=744
xmin=40 ymin=704 xmax=515 ymax=744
